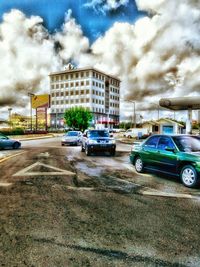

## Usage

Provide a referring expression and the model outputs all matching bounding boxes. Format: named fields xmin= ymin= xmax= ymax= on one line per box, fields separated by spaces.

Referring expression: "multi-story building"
xmin=49 ymin=67 xmax=120 ymax=129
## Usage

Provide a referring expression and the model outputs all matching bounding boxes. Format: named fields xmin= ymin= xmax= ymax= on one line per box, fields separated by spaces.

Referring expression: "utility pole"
xmin=8 ymin=108 xmax=12 ymax=128
xmin=28 ymin=93 xmax=34 ymax=132
xmin=150 ymin=102 xmax=160 ymax=120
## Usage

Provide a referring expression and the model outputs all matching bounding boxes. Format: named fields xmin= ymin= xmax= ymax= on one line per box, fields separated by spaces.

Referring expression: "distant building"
xmin=49 ymin=67 xmax=120 ymax=129
xmin=142 ymin=118 xmax=184 ymax=135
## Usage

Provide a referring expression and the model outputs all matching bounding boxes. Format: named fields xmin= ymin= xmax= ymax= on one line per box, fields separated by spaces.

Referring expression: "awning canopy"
xmin=159 ymin=97 xmax=200 ymax=111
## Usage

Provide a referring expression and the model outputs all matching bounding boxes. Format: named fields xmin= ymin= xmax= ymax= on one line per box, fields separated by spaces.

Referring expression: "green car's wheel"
xmin=135 ymin=157 xmax=144 ymax=173
xmin=180 ymin=165 xmax=199 ymax=188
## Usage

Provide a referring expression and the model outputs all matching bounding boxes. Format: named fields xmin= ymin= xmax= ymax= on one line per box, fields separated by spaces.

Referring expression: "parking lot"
xmin=0 ymin=136 xmax=200 ymax=266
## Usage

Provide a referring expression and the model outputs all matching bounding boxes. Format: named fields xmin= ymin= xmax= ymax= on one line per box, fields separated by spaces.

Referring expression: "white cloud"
xmin=84 ymin=0 xmax=129 ymax=13
xmin=1 ymin=1 xmax=200 ymax=121
xmin=54 ymin=10 xmax=90 ymax=65
xmin=0 ymin=9 xmax=61 ymax=108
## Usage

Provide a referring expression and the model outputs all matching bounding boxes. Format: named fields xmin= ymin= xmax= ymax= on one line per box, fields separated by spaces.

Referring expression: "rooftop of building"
xmin=49 ymin=66 xmax=121 ymax=82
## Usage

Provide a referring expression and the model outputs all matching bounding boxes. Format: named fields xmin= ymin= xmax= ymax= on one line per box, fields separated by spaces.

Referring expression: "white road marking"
xmin=140 ymin=188 xmax=198 ymax=199
xmin=0 ymin=182 xmax=13 ymax=187
xmin=13 ymin=162 xmax=75 ymax=177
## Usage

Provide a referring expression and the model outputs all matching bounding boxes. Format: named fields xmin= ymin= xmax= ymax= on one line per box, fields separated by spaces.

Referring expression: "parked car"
xmin=130 ymin=134 xmax=200 ymax=188
xmin=61 ymin=131 xmax=82 ymax=146
xmin=124 ymin=128 xmax=148 ymax=138
xmin=81 ymin=129 xmax=116 ymax=156
xmin=0 ymin=134 xmax=21 ymax=150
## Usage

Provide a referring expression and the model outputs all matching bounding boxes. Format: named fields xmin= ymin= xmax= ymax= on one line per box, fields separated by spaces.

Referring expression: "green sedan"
xmin=130 ymin=135 xmax=200 ymax=188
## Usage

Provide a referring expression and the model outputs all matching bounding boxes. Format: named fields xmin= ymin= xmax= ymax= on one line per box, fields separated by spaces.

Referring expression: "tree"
xmin=64 ymin=107 xmax=92 ymax=131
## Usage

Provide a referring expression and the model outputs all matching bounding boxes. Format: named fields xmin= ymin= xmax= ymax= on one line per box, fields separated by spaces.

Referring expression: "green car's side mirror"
xmin=165 ymin=147 xmax=176 ymax=153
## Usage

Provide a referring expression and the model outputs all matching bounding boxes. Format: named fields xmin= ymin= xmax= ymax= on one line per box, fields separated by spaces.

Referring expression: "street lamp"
xmin=150 ymin=102 xmax=160 ymax=120
xmin=123 ymin=100 xmax=136 ymax=128
xmin=28 ymin=92 xmax=35 ymax=132
xmin=8 ymin=108 xmax=12 ymax=128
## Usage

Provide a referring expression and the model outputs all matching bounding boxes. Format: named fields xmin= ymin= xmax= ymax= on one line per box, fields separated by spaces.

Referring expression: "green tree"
xmin=64 ymin=107 xmax=92 ymax=131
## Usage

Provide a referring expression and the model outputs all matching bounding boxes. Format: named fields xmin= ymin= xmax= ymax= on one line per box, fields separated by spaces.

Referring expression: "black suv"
xmin=81 ymin=129 xmax=116 ymax=156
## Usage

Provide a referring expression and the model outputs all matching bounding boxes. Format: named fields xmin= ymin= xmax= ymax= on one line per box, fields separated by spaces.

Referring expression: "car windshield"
xmin=66 ymin=131 xmax=79 ymax=137
xmin=88 ymin=130 xmax=109 ymax=138
xmin=173 ymin=136 xmax=200 ymax=152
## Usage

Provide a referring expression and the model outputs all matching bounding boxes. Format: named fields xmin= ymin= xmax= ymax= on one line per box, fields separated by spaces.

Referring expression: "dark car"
xmin=61 ymin=131 xmax=82 ymax=146
xmin=0 ymin=134 xmax=21 ymax=150
xmin=81 ymin=129 xmax=116 ymax=156
xmin=130 ymin=134 xmax=200 ymax=188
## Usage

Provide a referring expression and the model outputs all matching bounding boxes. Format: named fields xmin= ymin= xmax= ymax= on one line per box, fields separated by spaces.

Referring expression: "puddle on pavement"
xmin=75 ymin=162 xmax=103 ymax=177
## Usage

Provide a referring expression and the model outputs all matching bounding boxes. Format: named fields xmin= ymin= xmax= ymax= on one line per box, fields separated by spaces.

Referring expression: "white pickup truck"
xmin=123 ymin=128 xmax=148 ymax=138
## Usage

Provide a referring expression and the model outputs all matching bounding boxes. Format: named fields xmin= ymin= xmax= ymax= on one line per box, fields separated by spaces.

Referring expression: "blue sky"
xmin=0 ymin=0 xmax=144 ymax=42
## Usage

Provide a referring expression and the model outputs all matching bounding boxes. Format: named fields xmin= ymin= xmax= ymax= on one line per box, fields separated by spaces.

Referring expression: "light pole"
xmin=150 ymin=102 xmax=160 ymax=120
xmin=122 ymin=100 xmax=136 ymax=128
xmin=8 ymin=108 xmax=12 ymax=128
xmin=28 ymin=93 xmax=34 ymax=131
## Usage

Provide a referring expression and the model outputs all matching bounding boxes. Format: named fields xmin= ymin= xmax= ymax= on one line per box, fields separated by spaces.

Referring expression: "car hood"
xmin=63 ymin=136 xmax=79 ymax=140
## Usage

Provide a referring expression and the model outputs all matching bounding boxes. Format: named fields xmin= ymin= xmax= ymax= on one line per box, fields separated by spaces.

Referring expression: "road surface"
xmin=0 ymin=137 xmax=200 ymax=267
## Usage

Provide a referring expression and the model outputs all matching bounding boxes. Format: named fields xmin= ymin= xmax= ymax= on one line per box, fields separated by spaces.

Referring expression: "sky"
xmin=0 ymin=0 xmax=143 ymax=43
xmin=0 ymin=0 xmax=200 ymax=121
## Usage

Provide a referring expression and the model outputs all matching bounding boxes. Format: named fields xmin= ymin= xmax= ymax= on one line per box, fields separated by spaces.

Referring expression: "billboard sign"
xmin=31 ymin=94 xmax=50 ymax=109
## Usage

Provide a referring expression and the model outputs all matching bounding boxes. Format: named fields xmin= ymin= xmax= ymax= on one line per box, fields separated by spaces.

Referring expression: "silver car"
xmin=61 ymin=131 xmax=82 ymax=146
xmin=0 ymin=134 xmax=21 ymax=149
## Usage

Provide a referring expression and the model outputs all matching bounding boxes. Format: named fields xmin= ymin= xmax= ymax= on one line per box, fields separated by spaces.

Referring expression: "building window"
xmin=86 ymin=80 xmax=89 ymax=86
xmin=81 ymin=90 xmax=84 ymax=94
xmin=56 ymin=92 xmax=59 ymax=97
xmin=65 ymin=83 xmax=69 ymax=87
xmin=70 ymin=91 xmax=74 ymax=96
xmin=61 ymin=92 xmax=64 ymax=96
xmin=76 ymin=99 xmax=79 ymax=103
xmin=70 ymin=82 xmax=74 ymax=87
xmin=71 ymin=99 xmax=74 ymax=103
xmin=76 ymin=82 xmax=79 ymax=86
xmin=86 ymin=89 xmax=89 ymax=94
xmin=56 ymin=84 xmax=59 ymax=89
xmin=76 ymin=73 xmax=79 ymax=78
xmin=75 ymin=90 xmax=79 ymax=95
xmin=86 ymin=71 xmax=89 ymax=77
xmin=65 ymin=92 xmax=69 ymax=96
xmin=81 ymin=81 xmax=84 ymax=86
xmin=81 ymin=72 xmax=84 ymax=78
xmin=70 ymin=74 xmax=74 ymax=79
xmin=51 ymin=93 xmax=55 ymax=97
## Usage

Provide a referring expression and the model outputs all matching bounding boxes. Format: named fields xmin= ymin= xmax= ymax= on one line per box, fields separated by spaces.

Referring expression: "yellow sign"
xmin=31 ymin=94 xmax=50 ymax=109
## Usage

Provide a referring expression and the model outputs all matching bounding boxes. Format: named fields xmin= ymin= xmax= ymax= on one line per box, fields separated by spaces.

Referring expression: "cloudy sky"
xmin=0 ymin=0 xmax=200 ymax=121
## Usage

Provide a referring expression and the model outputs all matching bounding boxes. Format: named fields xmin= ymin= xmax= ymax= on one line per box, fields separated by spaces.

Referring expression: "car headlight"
xmin=109 ymin=139 xmax=116 ymax=144
xmin=88 ymin=140 xmax=98 ymax=144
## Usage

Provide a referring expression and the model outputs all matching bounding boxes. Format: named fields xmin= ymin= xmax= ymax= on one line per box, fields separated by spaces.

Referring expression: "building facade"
xmin=49 ymin=67 xmax=120 ymax=129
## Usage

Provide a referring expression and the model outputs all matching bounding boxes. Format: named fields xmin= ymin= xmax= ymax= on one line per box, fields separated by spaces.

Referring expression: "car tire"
xmin=13 ymin=142 xmax=20 ymax=149
xmin=110 ymin=149 xmax=116 ymax=156
xmin=61 ymin=143 xmax=64 ymax=146
xmin=135 ymin=157 xmax=144 ymax=173
xmin=85 ymin=145 xmax=91 ymax=156
xmin=180 ymin=165 xmax=199 ymax=188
